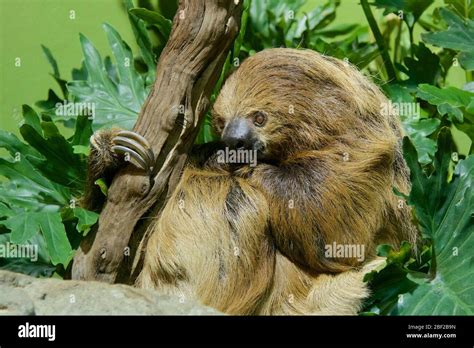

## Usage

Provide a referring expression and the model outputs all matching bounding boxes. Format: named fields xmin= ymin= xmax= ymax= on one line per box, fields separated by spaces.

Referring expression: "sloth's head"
xmin=212 ymin=48 xmax=389 ymax=163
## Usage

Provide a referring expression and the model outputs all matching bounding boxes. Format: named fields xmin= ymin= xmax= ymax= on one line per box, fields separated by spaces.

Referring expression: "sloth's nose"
xmin=222 ymin=117 xmax=255 ymax=150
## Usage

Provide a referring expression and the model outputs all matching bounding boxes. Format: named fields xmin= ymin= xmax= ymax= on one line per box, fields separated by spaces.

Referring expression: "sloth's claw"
xmin=111 ymin=131 xmax=154 ymax=173
xmin=116 ymin=131 xmax=154 ymax=165
xmin=113 ymin=135 xmax=154 ymax=168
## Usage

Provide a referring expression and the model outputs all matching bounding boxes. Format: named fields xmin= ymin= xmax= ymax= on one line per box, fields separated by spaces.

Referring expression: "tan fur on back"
xmin=137 ymin=48 xmax=417 ymax=315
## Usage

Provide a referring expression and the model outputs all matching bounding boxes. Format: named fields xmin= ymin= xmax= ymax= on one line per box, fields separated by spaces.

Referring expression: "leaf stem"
xmin=408 ymin=25 xmax=415 ymax=58
xmin=360 ymin=0 xmax=397 ymax=82
xmin=467 ymin=70 xmax=474 ymax=83
xmin=394 ymin=19 xmax=402 ymax=64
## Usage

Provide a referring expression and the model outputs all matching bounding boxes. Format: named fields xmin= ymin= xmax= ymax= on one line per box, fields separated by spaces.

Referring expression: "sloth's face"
xmin=213 ymin=110 xmax=268 ymax=157
xmin=212 ymin=49 xmax=326 ymax=163
xmin=212 ymin=107 xmax=290 ymax=163
xmin=212 ymin=47 xmax=378 ymax=164
xmin=213 ymin=87 xmax=309 ymax=164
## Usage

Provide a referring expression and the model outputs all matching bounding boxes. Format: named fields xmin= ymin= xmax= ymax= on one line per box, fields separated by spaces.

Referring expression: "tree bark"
xmin=72 ymin=0 xmax=243 ymax=283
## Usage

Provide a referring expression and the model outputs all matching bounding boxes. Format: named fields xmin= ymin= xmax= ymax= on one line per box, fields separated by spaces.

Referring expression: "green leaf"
xmin=287 ymin=0 xmax=339 ymax=43
xmin=124 ymin=0 xmax=157 ymax=82
xmin=0 ymin=157 xmax=68 ymax=207
xmin=232 ymin=0 xmax=250 ymax=63
xmin=72 ymin=145 xmax=90 ymax=155
xmin=104 ymin=56 xmax=119 ymax=85
xmin=67 ymin=29 xmax=148 ymax=130
xmin=2 ymin=212 xmax=41 ymax=244
xmin=313 ymin=23 xmax=359 ymax=38
xmin=73 ymin=207 xmax=99 ymax=235
xmin=384 ymin=83 xmax=415 ymax=103
xmin=20 ymin=123 xmax=85 ymax=191
xmin=129 ymin=8 xmax=172 ymax=38
xmin=41 ymin=45 xmax=60 ymax=77
xmin=422 ymin=8 xmax=474 ymax=70
xmin=72 ymin=145 xmax=90 ymax=156
xmin=385 ymin=84 xmax=441 ymax=164
xmin=459 ymin=50 xmax=474 ymax=70
xmin=157 ymin=0 xmax=178 ymax=20
xmin=0 ymin=233 xmax=56 ymax=278
xmin=0 ymin=257 xmax=56 ymax=278
xmin=38 ymin=212 xmax=73 ymax=266
xmin=0 ymin=202 xmax=13 ymax=218
xmin=17 ymin=108 xmax=86 ymax=191
xmin=41 ymin=116 xmax=61 ymax=138
xmin=347 ymin=44 xmax=380 ymax=70
xmin=72 ymin=60 xmax=88 ymax=81
xmin=404 ymin=130 xmax=454 ymax=237
xmin=1 ymin=211 xmax=72 ymax=266
xmin=363 ymin=242 xmax=430 ymax=315
xmin=22 ymin=105 xmax=43 ymax=136
xmin=444 ymin=0 xmax=474 ymax=20
xmin=0 ymin=186 xmax=50 ymax=211
xmin=417 ymin=84 xmax=474 ymax=123
xmin=372 ymin=0 xmax=434 ymax=26
xmin=71 ymin=116 xmax=93 ymax=147
xmin=0 ymin=130 xmax=42 ymax=160
xmin=403 ymin=118 xmax=441 ymax=164
xmin=94 ymin=178 xmax=109 ymax=197
xmin=397 ymin=137 xmax=474 ymax=314
xmin=196 ymin=116 xmax=218 ymax=144
xmin=247 ymin=0 xmax=306 ymax=49
xmin=103 ymin=23 xmax=148 ymax=111
xmin=35 ymin=89 xmax=63 ymax=112
xmin=308 ymin=37 xmax=346 ymax=59
xmin=41 ymin=45 xmax=68 ymax=97
xmin=397 ymin=43 xmax=441 ymax=86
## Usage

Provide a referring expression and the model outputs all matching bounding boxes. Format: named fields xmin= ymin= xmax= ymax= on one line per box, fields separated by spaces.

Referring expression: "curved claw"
xmin=110 ymin=131 xmax=155 ymax=173
xmin=112 ymin=145 xmax=149 ymax=172
xmin=117 ymin=131 xmax=154 ymax=164
xmin=113 ymin=136 xmax=154 ymax=170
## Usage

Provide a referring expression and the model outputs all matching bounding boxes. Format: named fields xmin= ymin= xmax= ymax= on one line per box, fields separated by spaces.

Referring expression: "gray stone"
xmin=0 ymin=270 xmax=221 ymax=315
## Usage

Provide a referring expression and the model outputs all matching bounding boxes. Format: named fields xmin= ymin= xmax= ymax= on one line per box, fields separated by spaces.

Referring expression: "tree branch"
xmin=72 ymin=0 xmax=243 ymax=283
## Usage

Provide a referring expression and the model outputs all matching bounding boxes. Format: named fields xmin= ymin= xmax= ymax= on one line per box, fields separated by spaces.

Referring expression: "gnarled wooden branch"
xmin=72 ymin=0 xmax=243 ymax=283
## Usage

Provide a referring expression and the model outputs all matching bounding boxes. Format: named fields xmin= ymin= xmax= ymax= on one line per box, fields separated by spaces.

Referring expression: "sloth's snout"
xmin=222 ymin=117 xmax=257 ymax=150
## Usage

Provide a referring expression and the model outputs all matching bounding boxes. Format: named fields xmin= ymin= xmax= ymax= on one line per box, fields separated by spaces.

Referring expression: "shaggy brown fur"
xmin=86 ymin=48 xmax=417 ymax=315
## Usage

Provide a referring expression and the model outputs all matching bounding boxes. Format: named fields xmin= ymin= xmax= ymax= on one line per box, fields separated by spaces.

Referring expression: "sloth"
xmin=84 ymin=48 xmax=417 ymax=315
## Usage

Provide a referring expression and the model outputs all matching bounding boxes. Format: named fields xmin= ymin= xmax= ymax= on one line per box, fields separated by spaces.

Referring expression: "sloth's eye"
xmin=253 ymin=112 xmax=266 ymax=127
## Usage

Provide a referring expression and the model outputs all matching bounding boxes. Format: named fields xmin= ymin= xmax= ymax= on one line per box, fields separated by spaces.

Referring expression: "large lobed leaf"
xmin=0 ymin=106 xmax=96 ymax=268
xmin=422 ymin=8 xmax=474 ymax=70
xmin=399 ymin=131 xmax=474 ymax=314
xmin=1 ymin=18 xmax=153 ymax=275
xmin=397 ymin=43 xmax=441 ymax=87
xmin=417 ymin=84 xmax=474 ymax=123
xmin=384 ymin=83 xmax=441 ymax=164
xmin=364 ymin=131 xmax=473 ymax=315
xmin=417 ymin=84 xmax=474 ymax=147
xmin=372 ymin=0 xmax=434 ymax=27
xmin=444 ymin=0 xmax=474 ymax=20
xmin=2 ymin=212 xmax=73 ymax=266
xmin=67 ymin=24 xmax=150 ymax=131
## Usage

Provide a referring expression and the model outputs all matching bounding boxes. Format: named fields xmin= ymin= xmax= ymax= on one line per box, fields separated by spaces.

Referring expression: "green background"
xmin=0 ymin=0 xmax=466 ymax=135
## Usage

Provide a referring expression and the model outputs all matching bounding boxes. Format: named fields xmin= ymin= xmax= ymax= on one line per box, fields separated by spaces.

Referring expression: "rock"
xmin=0 ymin=270 xmax=221 ymax=315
